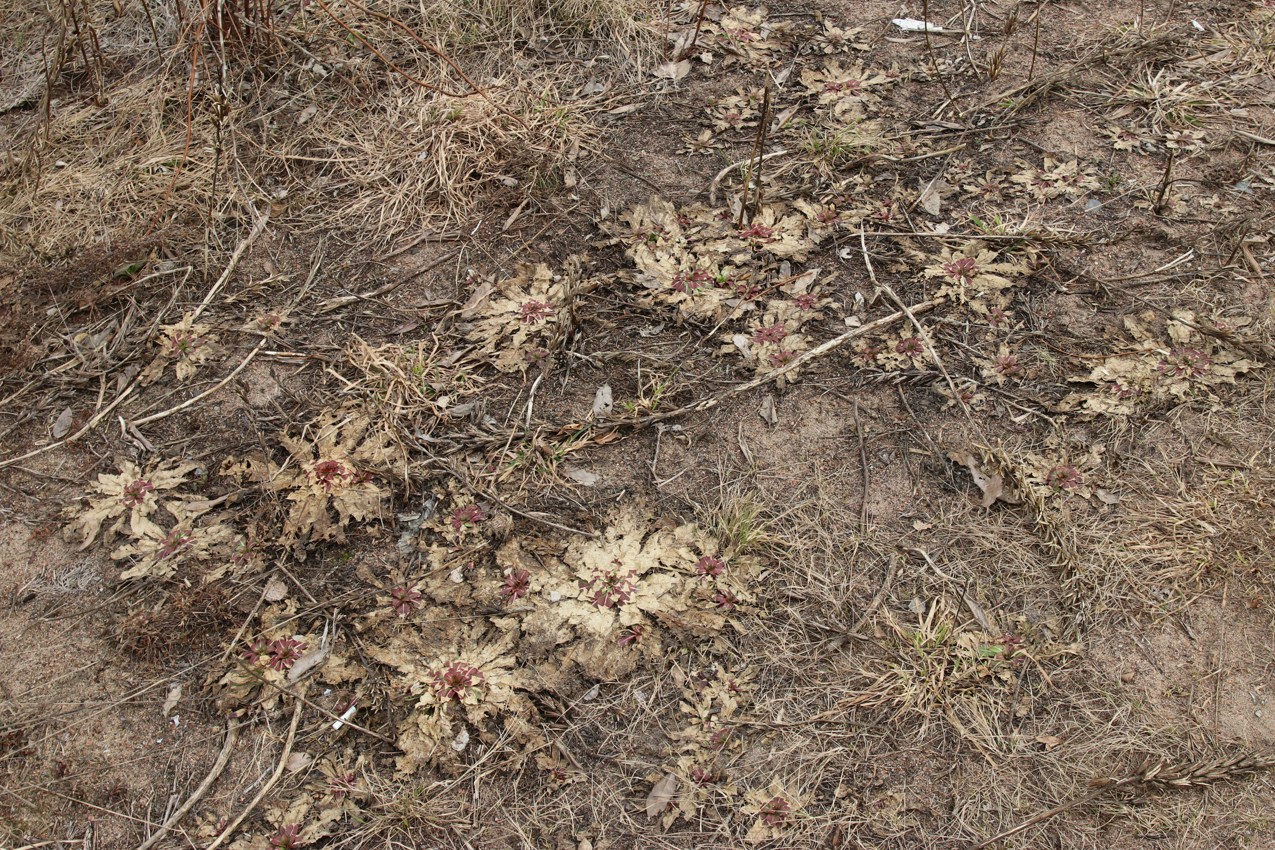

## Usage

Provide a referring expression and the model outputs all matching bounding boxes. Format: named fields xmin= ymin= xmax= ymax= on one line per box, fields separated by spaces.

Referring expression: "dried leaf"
xmin=592 ymin=384 xmax=613 ymax=417
xmin=652 ymin=60 xmax=692 ymax=82
xmin=918 ymin=176 xmax=948 ymax=216
xmin=948 ymin=450 xmax=1019 ymax=507
xmin=646 ymin=773 xmax=680 ymax=818
xmin=162 ymin=683 xmax=182 ymax=716
xmin=566 ymin=466 xmax=600 ymax=487
xmin=288 ymin=643 xmax=331 ymax=683
xmin=263 ymin=576 xmax=290 ymax=602
xmin=52 ymin=407 xmax=73 ymax=438
xmin=759 ymin=394 xmax=778 ymax=426
xmin=285 ymin=751 xmax=314 ymax=773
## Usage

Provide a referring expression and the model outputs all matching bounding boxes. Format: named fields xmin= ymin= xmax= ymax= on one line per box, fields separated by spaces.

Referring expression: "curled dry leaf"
xmin=948 ymin=450 xmax=1019 ymax=508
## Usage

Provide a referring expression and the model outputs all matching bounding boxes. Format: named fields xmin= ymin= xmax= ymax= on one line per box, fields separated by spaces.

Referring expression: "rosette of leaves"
xmin=799 ymin=60 xmax=891 ymax=116
xmin=610 ymin=198 xmax=819 ymax=324
xmin=363 ymin=623 xmax=535 ymax=775
xmin=259 ymin=753 xmax=366 ymax=849
xmin=140 ymin=312 xmax=219 ymax=383
xmin=1060 ymin=310 xmax=1258 ymax=416
xmin=64 ymin=457 xmax=238 ymax=581
xmin=701 ymin=205 xmax=819 ymax=263
xmin=705 ymin=6 xmax=794 ymax=67
xmin=216 ymin=609 xmax=321 ymax=710
xmin=721 ymin=279 xmax=829 ymax=385
xmin=1009 ymin=156 xmax=1100 ymax=200
xmin=921 ymin=241 xmax=1030 ymax=313
xmin=515 ymin=506 xmax=750 ymax=684
xmin=463 ymin=261 xmax=584 ymax=373
xmin=609 ymin=197 xmax=740 ymax=322
xmin=222 ymin=410 xmax=398 ymax=555
xmin=67 ymin=458 xmax=201 ymax=550
xmin=708 ymin=86 xmax=766 ymax=134
xmin=741 ymin=781 xmax=810 ymax=844
xmin=805 ymin=18 xmax=871 ymax=54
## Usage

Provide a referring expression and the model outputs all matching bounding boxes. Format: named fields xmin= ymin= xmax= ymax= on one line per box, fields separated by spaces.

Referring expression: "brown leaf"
xmin=52 ymin=407 xmax=74 ymax=438
xmin=646 ymin=773 xmax=679 ymax=819
xmin=758 ymin=394 xmax=779 ymax=426
xmin=263 ymin=576 xmax=289 ymax=602
xmin=948 ymin=450 xmax=1019 ymax=507
xmin=162 ymin=683 xmax=182 ymax=716
xmin=652 ymin=60 xmax=692 ymax=82
xmin=285 ymin=751 xmax=314 ymax=773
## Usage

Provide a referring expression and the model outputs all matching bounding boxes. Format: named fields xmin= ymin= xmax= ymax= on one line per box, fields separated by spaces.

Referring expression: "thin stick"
xmin=679 ymin=0 xmax=711 ymax=60
xmin=923 ymin=0 xmax=955 ymax=103
xmin=1028 ymin=0 xmax=1042 ymax=82
xmin=859 ymin=227 xmax=972 ymax=419
xmin=318 ymin=248 xmax=461 ymax=313
xmin=424 ymin=455 xmax=598 ymax=539
xmin=1153 ymin=150 xmax=1176 ymax=214
xmin=850 ymin=554 xmax=899 ymax=636
xmin=204 ymin=697 xmax=303 ymax=850
xmin=130 ymin=339 xmax=267 ymax=427
xmin=607 ymin=300 xmax=941 ymax=432
xmin=966 ymin=784 xmax=1117 ymax=849
xmin=853 ymin=400 xmax=869 ymax=533
xmin=136 ymin=720 xmax=241 ymax=850
xmin=738 ymin=79 xmax=774 ymax=225
xmin=193 ymin=208 xmax=269 ymax=322
xmin=709 ymin=150 xmax=789 ymax=206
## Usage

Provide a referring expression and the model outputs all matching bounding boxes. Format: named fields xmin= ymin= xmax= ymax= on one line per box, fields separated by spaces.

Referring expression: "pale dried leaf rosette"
xmin=516 ymin=505 xmax=749 ymax=684
xmin=609 ymin=197 xmax=820 ymax=324
xmin=222 ymin=410 xmax=397 ymax=555
xmin=1009 ymin=156 xmax=1100 ymax=201
xmin=742 ymin=781 xmax=811 ymax=844
xmin=115 ymin=514 xmax=236 ymax=581
xmin=922 ymin=241 xmax=1030 ymax=313
xmin=65 ymin=458 xmax=201 ymax=550
xmin=805 ymin=18 xmax=871 ymax=54
xmin=705 ymin=6 xmax=793 ymax=67
xmin=363 ymin=622 xmax=536 ymax=774
xmin=141 ymin=312 xmax=219 ymax=383
xmin=63 ymin=457 xmax=242 ymax=581
xmin=799 ymin=60 xmax=892 ymax=116
xmin=464 ymin=262 xmax=578 ymax=372
xmin=721 ymin=277 xmax=829 ymax=385
xmin=1060 ymin=310 xmax=1258 ymax=416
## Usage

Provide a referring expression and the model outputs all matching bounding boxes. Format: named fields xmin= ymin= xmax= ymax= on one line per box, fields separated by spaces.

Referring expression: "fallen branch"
xmin=860 ymin=227 xmax=973 ymax=422
xmin=850 ymin=553 xmax=899 ymax=637
xmin=604 ymin=299 xmax=941 ymax=433
xmin=193 ymin=209 xmax=270 ymax=322
xmin=318 ymin=248 xmax=461 ymax=314
xmin=205 ymin=697 xmax=304 ymax=850
xmin=129 ymin=339 xmax=268 ymax=428
xmin=967 ymin=753 xmax=1275 ymax=849
xmin=135 ymin=720 xmax=241 ymax=850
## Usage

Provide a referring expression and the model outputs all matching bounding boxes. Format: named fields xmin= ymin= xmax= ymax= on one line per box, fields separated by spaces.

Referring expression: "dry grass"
xmin=0 ymin=0 xmax=662 ymax=268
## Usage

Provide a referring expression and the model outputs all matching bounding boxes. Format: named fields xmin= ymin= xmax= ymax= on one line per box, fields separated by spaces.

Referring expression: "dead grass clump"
xmin=1 ymin=0 xmax=660 ymax=266
xmin=0 ymin=60 xmax=218 ymax=268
